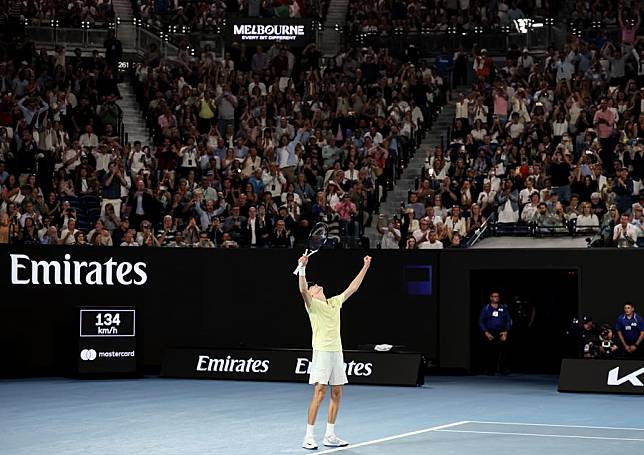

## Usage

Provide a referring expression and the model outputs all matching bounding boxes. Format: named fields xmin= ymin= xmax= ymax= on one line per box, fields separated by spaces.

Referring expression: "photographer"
xmin=576 ymin=316 xmax=599 ymax=358
xmin=178 ymin=136 xmax=198 ymax=178
xmin=597 ymin=325 xmax=620 ymax=359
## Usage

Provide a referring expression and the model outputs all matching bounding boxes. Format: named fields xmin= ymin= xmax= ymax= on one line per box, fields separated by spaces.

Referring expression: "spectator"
xmin=613 ymin=213 xmax=638 ymax=247
xmin=376 ymin=214 xmax=400 ymax=249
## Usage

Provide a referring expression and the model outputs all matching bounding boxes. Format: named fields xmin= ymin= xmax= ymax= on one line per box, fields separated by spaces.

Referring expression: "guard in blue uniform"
xmin=615 ymin=302 xmax=644 ymax=359
xmin=479 ymin=291 xmax=513 ymax=374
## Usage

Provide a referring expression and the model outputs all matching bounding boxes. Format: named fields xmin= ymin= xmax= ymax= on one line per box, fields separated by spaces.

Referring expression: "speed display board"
xmin=80 ymin=309 xmax=135 ymax=337
xmin=78 ymin=307 xmax=137 ymax=375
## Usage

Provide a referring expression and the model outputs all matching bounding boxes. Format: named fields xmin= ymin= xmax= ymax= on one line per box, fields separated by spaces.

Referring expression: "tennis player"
xmin=297 ymin=254 xmax=372 ymax=450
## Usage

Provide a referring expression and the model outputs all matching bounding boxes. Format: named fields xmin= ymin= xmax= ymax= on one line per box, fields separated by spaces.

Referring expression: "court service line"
xmin=434 ymin=429 xmax=644 ymax=442
xmin=467 ymin=421 xmax=644 ymax=432
xmin=316 ymin=420 xmax=470 ymax=454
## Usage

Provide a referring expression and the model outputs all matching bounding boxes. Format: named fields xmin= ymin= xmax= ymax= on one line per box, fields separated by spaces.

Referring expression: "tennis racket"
xmin=292 ymin=222 xmax=329 ymax=275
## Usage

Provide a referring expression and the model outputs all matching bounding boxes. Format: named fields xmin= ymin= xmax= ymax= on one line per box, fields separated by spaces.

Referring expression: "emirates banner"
xmin=162 ymin=348 xmax=424 ymax=386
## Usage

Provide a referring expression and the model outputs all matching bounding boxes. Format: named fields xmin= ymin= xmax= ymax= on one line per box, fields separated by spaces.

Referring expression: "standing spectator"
xmin=376 ymin=215 xmax=401 ymax=249
xmin=101 ymin=161 xmax=127 ymax=216
xmin=615 ymin=302 xmax=644 ymax=358
xmin=479 ymin=291 xmax=512 ymax=375
xmin=104 ymin=29 xmax=123 ymax=69
xmin=216 ymin=84 xmax=237 ymax=136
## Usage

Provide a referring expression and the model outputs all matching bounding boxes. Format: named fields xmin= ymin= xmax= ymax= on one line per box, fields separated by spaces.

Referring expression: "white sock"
xmin=306 ymin=424 xmax=315 ymax=438
xmin=326 ymin=423 xmax=335 ymax=437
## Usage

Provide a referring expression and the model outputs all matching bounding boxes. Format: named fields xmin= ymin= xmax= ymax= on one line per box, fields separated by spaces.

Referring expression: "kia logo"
xmin=607 ymin=366 xmax=644 ymax=386
xmin=80 ymin=349 xmax=97 ymax=361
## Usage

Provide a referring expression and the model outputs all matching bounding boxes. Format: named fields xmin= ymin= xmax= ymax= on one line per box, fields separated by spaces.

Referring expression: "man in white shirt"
xmin=93 ymin=145 xmax=114 ymax=174
xmin=418 ymin=229 xmax=444 ymax=249
xmin=79 ymin=125 xmax=99 ymax=149
xmin=412 ymin=218 xmax=433 ymax=244
xmin=613 ymin=214 xmax=639 ymax=247
xmin=179 ymin=137 xmax=198 ymax=173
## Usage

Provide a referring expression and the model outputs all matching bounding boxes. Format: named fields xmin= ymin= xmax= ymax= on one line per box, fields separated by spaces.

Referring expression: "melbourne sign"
xmin=225 ymin=18 xmax=311 ymax=45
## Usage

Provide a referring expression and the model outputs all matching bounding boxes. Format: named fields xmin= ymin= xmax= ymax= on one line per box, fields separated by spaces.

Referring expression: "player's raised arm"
xmin=342 ymin=256 xmax=371 ymax=301
xmin=297 ymin=255 xmax=312 ymax=308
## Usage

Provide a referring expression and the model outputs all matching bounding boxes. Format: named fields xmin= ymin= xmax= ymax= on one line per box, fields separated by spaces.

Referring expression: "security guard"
xmin=479 ymin=291 xmax=513 ymax=375
xmin=615 ymin=302 xmax=644 ymax=359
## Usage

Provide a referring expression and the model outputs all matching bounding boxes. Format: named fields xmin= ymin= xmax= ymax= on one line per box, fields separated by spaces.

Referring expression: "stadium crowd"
xmin=135 ymin=0 xmax=329 ymax=31
xmin=3 ymin=0 xmax=115 ymax=27
xmin=377 ymin=2 xmax=643 ymax=250
xmin=346 ymin=0 xmax=550 ymax=36
xmin=0 ymin=28 xmax=447 ymax=247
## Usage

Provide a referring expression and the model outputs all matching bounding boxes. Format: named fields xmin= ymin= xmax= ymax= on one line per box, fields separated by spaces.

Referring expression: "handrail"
xmin=465 ymin=213 xmax=495 ymax=248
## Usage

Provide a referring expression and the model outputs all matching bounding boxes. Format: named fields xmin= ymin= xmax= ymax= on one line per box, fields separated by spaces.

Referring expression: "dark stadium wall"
xmin=1 ymin=246 xmax=642 ymax=376
xmin=0 ymin=247 xmax=439 ymax=376
xmin=439 ymin=249 xmax=644 ymax=371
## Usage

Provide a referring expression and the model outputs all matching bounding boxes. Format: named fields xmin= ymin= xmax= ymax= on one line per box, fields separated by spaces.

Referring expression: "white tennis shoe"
xmin=323 ymin=435 xmax=349 ymax=447
xmin=302 ymin=436 xmax=318 ymax=450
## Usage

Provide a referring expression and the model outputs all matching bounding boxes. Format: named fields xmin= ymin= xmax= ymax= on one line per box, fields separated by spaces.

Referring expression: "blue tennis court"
xmin=1 ymin=375 xmax=642 ymax=455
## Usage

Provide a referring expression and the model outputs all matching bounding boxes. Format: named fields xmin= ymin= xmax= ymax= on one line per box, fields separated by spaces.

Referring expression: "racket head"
xmin=307 ymin=222 xmax=329 ymax=251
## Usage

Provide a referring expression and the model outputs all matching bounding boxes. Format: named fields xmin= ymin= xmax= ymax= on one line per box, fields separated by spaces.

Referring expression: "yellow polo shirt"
xmin=306 ymin=293 xmax=345 ymax=352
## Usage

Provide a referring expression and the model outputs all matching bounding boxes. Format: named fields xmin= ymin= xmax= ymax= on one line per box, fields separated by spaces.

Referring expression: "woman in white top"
xmin=576 ymin=202 xmax=600 ymax=232
xmin=471 ymin=119 xmax=487 ymax=142
xmin=552 ymin=111 xmax=569 ymax=141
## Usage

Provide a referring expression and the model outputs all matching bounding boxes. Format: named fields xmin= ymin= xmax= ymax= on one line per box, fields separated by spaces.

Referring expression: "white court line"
xmin=434 ymin=429 xmax=644 ymax=443
xmin=315 ymin=420 xmax=470 ymax=454
xmin=467 ymin=421 xmax=644 ymax=432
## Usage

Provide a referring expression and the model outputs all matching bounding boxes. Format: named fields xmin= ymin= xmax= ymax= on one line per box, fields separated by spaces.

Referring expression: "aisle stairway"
xmin=117 ymin=82 xmax=151 ymax=147
xmin=112 ymin=0 xmax=137 ymax=51
xmin=363 ymin=103 xmax=456 ymax=247
xmin=320 ymin=0 xmax=350 ymax=56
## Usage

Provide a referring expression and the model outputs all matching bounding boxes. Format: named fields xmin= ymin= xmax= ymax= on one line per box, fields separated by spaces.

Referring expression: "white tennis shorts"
xmin=309 ymin=350 xmax=348 ymax=386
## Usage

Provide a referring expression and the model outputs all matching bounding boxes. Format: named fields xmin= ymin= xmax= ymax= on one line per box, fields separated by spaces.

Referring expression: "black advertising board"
xmin=162 ymin=348 xmax=424 ymax=386
xmin=224 ymin=18 xmax=312 ymax=45
xmin=559 ymin=358 xmax=644 ymax=395
xmin=78 ymin=307 xmax=137 ymax=375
